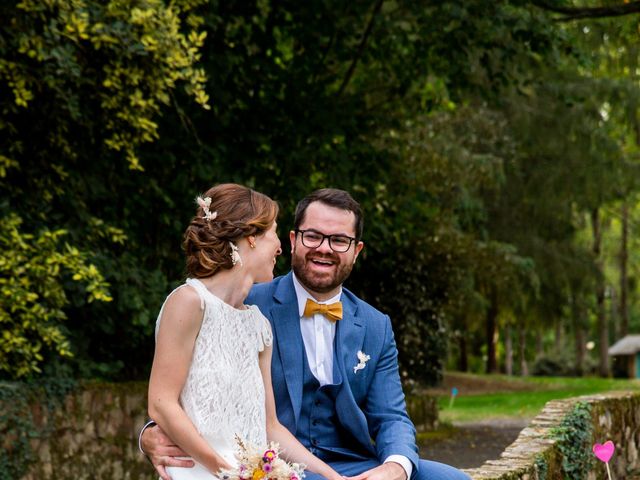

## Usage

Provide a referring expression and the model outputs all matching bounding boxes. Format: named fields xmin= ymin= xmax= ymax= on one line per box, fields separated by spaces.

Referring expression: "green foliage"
xmin=550 ymin=402 xmax=593 ymax=480
xmin=364 ymin=104 xmax=539 ymax=380
xmin=532 ymin=349 xmax=598 ymax=377
xmin=1 ymin=0 xmax=639 ymax=385
xmin=532 ymin=355 xmax=574 ymax=377
xmin=534 ymin=454 xmax=548 ymax=480
xmin=1 ymin=0 xmax=210 ymax=170
xmin=0 ymin=214 xmax=111 ymax=379
xmin=0 ymin=0 xmax=211 ymax=380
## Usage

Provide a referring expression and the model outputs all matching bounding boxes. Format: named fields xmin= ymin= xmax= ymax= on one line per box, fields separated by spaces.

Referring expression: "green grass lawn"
xmin=437 ymin=375 xmax=640 ymax=424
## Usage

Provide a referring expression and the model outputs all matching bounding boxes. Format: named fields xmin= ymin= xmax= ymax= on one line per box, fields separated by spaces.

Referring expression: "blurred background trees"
xmin=2 ymin=0 xmax=639 ymax=385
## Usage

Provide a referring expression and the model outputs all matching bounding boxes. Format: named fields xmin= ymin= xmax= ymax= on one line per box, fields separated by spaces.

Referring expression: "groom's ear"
xmin=353 ymin=241 xmax=364 ymax=264
xmin=289 ymin=230 xmax=296 ymax=253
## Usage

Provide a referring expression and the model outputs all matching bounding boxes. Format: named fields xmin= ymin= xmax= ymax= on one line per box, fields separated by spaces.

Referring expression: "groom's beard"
xmin=291 ymin=247 xmax=354 ymax=295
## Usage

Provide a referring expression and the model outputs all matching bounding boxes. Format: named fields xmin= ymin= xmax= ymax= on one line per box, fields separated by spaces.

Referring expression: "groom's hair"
xmin=294 ymin=188 xmax=364 ymax=240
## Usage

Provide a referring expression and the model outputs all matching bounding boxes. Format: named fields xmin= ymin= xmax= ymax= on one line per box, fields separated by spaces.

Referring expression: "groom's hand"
xmin=347 ymin=462 xmax=407 ymax=480
xmin=142 ymin=424 xmax=194 ymax=480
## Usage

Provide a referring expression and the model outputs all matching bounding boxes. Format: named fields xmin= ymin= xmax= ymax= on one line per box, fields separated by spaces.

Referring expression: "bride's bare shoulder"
xmin=161 ymin=284 xmax=204 ymax=322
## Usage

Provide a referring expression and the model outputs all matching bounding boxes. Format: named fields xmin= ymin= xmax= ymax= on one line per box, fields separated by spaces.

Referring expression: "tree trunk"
xmin=574 ymin=327 xmax=586 ymax=376
xmin=554 ymin=320 xmax=563 ymax=355
xmin=505 ymin=324 xmax=513 ymax=376
xmin=535 ymin=330 xmax=544 ymax=360
xmin=519 ymin=326 xmax=528 ymax=376
xmin=609 ymin=285 xmax=618 ymax=339
xmin=591 ymin=207 xmax=609 ymax=377
xmin=619 ymin=200 xmax=629 ymax=337
xmin=458 ymin=331 xmax=468 ymax=372
xmin=485 ymin=287 xmax=499 ymax=374
xmin=571 ymin=292 xmax=586 ymax=376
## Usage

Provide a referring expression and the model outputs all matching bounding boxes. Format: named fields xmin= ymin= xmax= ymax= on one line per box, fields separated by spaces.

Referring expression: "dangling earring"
xmin=229 ymin=242 xmax=242 ymax=267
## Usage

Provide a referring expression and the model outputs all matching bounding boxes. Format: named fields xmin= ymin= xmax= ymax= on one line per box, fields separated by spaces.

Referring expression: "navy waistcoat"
xmin=296 ymin=345 xmax=367 ymax=462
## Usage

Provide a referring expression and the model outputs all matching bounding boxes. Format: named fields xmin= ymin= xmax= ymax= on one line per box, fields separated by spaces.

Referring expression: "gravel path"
xmin=418 ymin=418 xmax=530 ymax=469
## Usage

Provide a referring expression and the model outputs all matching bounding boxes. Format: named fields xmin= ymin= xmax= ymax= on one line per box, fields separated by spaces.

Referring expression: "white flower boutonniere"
xmin=353 ymin=350 xmax=370 ymax=374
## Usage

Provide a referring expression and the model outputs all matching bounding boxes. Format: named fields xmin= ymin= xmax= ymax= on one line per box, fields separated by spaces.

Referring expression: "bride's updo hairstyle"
xmin=183 ymin=183 xmax=278 ymax=278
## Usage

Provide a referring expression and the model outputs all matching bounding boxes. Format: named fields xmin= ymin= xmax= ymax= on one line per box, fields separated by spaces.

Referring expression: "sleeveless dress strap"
xmin=255 ymin=312 xmax=273 ymax=352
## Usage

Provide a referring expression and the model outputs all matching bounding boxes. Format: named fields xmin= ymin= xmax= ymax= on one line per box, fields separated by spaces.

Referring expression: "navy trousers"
xmin=303 ymin=457 xmax=470 ymax=480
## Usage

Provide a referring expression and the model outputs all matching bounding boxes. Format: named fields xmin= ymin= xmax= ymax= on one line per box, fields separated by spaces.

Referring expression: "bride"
xmin=148 ymin=184 xmax=342 ymax=480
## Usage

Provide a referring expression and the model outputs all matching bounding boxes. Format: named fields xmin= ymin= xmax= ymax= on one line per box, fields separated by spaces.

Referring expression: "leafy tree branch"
xmin=533 ymin=0 xmax=640 ymax=21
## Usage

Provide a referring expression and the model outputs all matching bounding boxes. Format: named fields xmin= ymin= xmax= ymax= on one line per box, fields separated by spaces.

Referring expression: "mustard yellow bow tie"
xmin=303 ymin=298 xmax=343 ymax=322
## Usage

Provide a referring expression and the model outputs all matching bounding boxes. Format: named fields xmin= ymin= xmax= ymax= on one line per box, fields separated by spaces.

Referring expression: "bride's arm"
xmin=148 ymin=287 xmax=233 ymax=476
xmin=259 ymin=345 xmax=343 ymax=480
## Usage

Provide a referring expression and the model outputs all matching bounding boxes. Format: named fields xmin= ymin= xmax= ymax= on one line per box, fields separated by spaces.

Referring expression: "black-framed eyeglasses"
xmin=295 ymin=229 xmax=357 ymax=253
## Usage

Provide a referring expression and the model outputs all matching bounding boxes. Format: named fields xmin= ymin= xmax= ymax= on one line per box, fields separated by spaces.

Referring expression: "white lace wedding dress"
xmin=156 ymin=278 xmax=273 ymax=480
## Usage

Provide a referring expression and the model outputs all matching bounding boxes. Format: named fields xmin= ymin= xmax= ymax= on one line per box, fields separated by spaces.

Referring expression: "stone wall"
xmin=5 ymin=382 xmax=437 ymax=479
xmin=464 ymin=391 xmax=640 ymax=480
xmin=13 ymin=381 xmax=154 ymax=480
xmin=12 ymin=382 xmax=639 ymax=479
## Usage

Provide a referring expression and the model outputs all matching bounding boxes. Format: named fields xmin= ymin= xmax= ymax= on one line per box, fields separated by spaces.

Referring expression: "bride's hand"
xmin=324 ymin=469 xmax=347 ymax=480
xmin=328 ymin=474 xmax=347 ymax=480
xmin=344 ymin=462 xmax=407 ymax=480
xmin=216 ymin=458 xmax=234 ymax=472
xmin=142 ymin=424 xmax=194 ymax=480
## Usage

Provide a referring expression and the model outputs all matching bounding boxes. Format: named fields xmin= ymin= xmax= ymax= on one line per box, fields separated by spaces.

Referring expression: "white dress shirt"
xmin=293 ymin=273 xmax=339 ymax=386
xmin=291 ymin=274 xmax=412 ymax=479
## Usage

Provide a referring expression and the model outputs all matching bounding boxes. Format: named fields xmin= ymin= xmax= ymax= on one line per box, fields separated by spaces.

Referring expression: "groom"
xmin=141 ymin=188 xmax=468 ymax=480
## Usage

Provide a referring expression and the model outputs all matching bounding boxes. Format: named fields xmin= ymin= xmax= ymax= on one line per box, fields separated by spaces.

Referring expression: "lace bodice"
xmin=155 ymin=278 xmax=273 ymax=452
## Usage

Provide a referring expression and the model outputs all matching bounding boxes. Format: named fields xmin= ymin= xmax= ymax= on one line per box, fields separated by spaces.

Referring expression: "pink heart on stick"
xmin=593 ymin=441 xmax=615 ymax=463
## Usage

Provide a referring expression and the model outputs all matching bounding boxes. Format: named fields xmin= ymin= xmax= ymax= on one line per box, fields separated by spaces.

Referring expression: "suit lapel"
xmin=333 ymin=291 xmax=373 ymax=449
xmin=270 ymin=273 xmax=304 ymax=425
xmin=335 ymin=292 xmax=365 ymax=384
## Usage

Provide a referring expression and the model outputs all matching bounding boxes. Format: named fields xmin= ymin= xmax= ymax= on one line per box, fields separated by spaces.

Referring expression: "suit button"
xmin=311 ymin=438 xmax=318 ymax=446
xmin=312 ymin=419 xmax=318 ymax=426
xmin=314 ymin=399 xmax=321 ymax=406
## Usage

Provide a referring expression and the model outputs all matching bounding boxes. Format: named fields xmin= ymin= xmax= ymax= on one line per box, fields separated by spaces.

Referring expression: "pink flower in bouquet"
xmin=222 ymin=438 xmax=305 ymax=480
xmin=263 ymin=449 xmax=277 ymax=462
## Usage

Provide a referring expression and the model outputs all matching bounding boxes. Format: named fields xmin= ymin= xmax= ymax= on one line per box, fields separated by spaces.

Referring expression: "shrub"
xmin=0 ymin=214 xmax=111 ymax=379
xmin=532 ymin=354 xmax=574 ymax=377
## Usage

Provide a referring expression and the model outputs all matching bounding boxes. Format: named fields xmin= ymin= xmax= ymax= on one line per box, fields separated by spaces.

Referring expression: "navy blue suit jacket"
xmin=246 ymin=272 xmax=419 ymax=473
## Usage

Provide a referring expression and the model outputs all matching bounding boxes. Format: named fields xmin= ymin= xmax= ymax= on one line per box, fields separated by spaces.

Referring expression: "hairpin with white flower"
xmin=196 ymin=196 xmax=218 ymax=221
